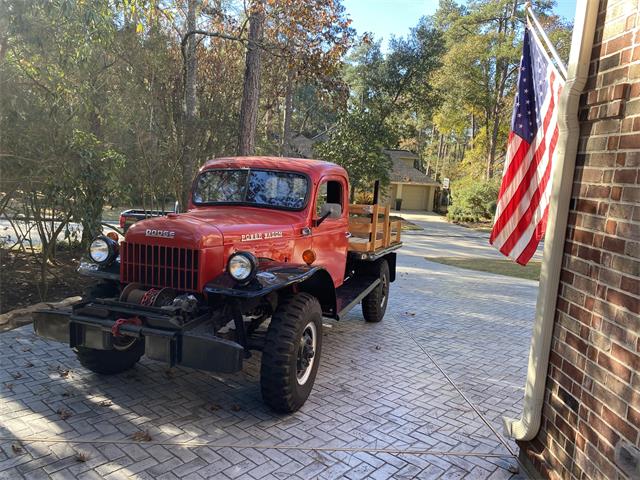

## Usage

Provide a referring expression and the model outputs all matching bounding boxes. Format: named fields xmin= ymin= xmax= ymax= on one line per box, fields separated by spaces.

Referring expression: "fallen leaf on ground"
xmin=208 ymin=404 xmax=221 ymax=412
xmin=98 ymin=400 xmax=113 ymax=407
xmin=75 ymin=451 xmax=90 ymax=462
xmin=231 ymin=404 xmax=241 ymax=412
xmin=56 ymin=367 xmax=70 ymax=378
xmin=25 ymin=362 xmax=34 ymax=368
xmin=131 ymin=430 xmax=152 ymax=442
xmin=11 ymin=372 xmax=22 ymax=379
xmin=11 ymin=444 xmax=23 ymax=454
xmin=4 ymin=383 xmax=14 ymax=391
xmin=57 ymin=408 xmax=72 ymax=420
xmin=375 ymin=345 xmax=382 ymax=350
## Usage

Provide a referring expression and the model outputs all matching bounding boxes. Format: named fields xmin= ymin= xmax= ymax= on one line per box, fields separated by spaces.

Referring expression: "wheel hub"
xmin=381 ymin=274 xmax=388 ymax=308
xmin=296 ymin=322 xmax=317 ymax=385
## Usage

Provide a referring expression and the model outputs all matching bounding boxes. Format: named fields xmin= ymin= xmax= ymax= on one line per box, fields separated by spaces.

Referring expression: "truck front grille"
xmin=120 ymin=242 xmax=200 ymax=292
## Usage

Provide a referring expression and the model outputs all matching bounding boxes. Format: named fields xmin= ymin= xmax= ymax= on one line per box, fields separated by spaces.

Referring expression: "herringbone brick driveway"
xmin=0 ymin=219 xmax=538 ymax=479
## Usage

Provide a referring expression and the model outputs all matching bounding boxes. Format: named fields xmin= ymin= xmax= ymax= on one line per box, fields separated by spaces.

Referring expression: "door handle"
xmin=345 ymin=232 xmax=352 ymax=238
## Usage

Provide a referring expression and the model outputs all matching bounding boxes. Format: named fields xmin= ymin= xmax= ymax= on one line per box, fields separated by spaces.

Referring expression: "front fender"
xmin=78 ymin=259 xmax=120 ymax=281
xmin=203 ymin=261 xmax=337 ymax=317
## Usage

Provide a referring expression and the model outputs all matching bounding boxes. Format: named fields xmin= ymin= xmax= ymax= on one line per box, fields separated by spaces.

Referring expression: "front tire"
xmin=361 ymin=259 xmax=390 ymax=323
xmin=75 ymin=340 xmax=144 ymax=375
xmin=260 ymin=293 xmax=323 ymax=413
xmin=83 ymin=281 xmax=119 ymax=301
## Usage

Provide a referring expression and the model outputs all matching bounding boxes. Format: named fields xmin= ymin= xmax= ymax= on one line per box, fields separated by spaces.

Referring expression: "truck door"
xmin=311 ymin=176 xmax=349 ymax=287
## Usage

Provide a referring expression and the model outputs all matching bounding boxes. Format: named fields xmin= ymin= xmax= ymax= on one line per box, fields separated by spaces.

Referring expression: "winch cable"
xmin=394 ymin=314 xmax=521 ymax=471
xmin=0 ymin=435 xmax=513 ymax=458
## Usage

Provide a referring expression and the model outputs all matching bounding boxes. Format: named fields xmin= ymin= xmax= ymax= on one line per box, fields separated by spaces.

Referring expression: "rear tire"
xmin=361 ymin=259 xmax=389 ymax=323
xmin=260 ymin=293 xmax=322 ymax=413
xmin=75 ymin=341 xmax=144 ymax=375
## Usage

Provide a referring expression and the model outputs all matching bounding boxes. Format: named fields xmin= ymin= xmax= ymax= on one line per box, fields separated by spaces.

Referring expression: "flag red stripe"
xmin=495 ymin=69 xmax=558 ymax=218
xmin=490 ymin=137 xmax=530 ymax=244
xmin=490 ymin=86 xmax=557 ymax=243
xmin=516 ymin=204 xmax=550 ymax=265
xmin=496 ymin=132 xmax=527 ymax=200
xmin=499 ymin=124 xmax=559 ymax=257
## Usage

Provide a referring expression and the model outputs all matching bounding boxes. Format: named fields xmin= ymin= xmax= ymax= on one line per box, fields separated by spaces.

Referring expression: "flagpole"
xmin=524 ymin=2 xmax=568 ymax=80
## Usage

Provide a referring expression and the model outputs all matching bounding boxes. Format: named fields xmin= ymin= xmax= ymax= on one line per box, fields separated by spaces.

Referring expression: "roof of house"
xmin=385 ymin=149 xmax=440 ymax=186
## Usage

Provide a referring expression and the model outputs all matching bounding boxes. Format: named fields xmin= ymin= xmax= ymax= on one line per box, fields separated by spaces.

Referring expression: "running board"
xmin=335 ymin=277 xmax=380 ymax=320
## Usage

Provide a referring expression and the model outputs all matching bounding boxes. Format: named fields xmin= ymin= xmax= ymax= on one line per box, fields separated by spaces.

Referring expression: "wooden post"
xmin=383 ymin=206 xmax=391 ymax=247
xmin=371 ymin=203 xmax=379 ymax=250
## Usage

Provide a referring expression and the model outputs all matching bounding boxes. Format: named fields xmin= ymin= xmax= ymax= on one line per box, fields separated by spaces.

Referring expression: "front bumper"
xmin=33 ymin=301 xmax=243 ymax=374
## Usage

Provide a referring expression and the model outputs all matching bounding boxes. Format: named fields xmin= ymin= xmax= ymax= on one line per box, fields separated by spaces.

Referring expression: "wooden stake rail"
xmin=348 ymin=204 xmax=401 ymax=253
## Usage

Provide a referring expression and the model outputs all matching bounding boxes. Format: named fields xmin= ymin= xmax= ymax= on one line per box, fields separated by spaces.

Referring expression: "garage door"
xmin=402 ymin=185 xmax=428 ymax=210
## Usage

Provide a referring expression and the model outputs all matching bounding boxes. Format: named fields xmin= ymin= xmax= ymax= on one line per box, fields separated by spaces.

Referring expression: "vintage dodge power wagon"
xmin=35 ymin=157 xmax=402 ymax=412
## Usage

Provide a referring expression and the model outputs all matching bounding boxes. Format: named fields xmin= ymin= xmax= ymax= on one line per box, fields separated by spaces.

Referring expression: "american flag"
xmin=490 ymin=25 xmax=564 ymax=265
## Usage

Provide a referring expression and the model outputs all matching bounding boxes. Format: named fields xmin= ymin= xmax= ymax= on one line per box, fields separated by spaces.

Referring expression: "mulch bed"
xmin=0 ymin=248 xmax=93 ymax=314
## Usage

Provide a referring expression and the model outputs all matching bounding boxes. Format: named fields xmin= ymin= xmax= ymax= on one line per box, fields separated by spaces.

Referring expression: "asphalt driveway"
xmin=0 ymin=214 xmax=537 ymax=479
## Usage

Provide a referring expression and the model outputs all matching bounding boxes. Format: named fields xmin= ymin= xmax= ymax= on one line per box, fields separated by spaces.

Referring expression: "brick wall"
xmin=519 ymin=1 xmax=640 ymax=478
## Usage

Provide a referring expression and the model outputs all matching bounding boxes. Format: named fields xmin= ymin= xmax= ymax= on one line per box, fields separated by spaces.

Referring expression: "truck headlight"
xmin=89 ymin=236 xmax=118 ymax=264
xmin=228 ymin=252 xmax=257 ymax=283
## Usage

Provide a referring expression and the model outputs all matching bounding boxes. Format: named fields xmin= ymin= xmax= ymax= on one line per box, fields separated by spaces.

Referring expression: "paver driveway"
xmin=0 ymin=214 xmax=538 ymax=479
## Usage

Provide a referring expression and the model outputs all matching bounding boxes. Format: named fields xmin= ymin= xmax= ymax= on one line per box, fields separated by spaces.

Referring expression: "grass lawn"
xmin=390 ymin=215 xmax=423 ymax=231
xmin=450 ymin=221 xmax=493 ymax=233
xmin=426 ymin=256 xmax=541 ymax=281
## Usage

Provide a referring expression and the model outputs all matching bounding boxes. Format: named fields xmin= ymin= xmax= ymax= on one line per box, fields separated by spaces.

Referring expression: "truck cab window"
xmin=316 ymin=180 xmax=343 ymax=216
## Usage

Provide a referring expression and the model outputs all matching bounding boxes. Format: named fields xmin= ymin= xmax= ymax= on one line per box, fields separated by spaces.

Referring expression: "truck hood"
xmin=125 ymin=207 xmax=303 ymax=248
xmin=181 ymin=208 xmax=301 ymax=244
xmin=125 ymin=213 xmax=224 ymax=248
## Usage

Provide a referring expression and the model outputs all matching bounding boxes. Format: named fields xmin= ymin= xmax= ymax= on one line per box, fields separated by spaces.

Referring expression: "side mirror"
xmin=174 ymin=200 xmax=181 ymax=213
xmin=315 ymin=203 xmax=342 ymax=226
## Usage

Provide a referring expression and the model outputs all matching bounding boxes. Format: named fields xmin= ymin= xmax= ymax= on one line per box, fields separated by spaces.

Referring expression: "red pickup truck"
xmin=35 ymin=156 xmax=401 ymax=412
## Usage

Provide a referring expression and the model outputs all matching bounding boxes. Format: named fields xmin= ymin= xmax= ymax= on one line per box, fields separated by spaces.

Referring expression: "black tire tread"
xmin=361 ymin=259 xmax=389 ymax=323
xmin=260 ymin=293 xmax=322 ymax=413
xmin=75 ymin=342 xmax=143 ymax=375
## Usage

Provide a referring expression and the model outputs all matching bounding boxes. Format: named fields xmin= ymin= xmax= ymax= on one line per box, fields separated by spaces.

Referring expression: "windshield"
xmin=193 ymin=169 xmax=309 ymax=210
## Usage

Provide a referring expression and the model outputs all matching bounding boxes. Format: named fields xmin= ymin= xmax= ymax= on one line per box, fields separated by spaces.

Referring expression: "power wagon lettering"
xmin=241 ymin=231 xmax=283 ymax=242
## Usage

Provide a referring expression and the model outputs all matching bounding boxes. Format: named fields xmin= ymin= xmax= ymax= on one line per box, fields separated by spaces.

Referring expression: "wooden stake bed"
xmin=348 ymin=204 xmax=402 ymax=254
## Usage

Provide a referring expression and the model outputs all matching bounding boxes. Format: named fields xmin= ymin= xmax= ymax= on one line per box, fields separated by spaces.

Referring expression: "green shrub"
xmin=447 ymin=178 xmax=499 ymax=223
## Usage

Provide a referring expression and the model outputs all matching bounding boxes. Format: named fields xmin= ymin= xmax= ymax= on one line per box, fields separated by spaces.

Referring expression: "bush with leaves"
xmin=314 ymin=109 xmax=394 ymax=200
xmin=447 ymin=177 xmax=499 ymax=223
xmin=68 ymin=131 xmax=125 ymax=247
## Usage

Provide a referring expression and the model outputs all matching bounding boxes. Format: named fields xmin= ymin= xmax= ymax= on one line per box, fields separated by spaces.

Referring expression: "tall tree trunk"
xmin=281 ymin=68 xmax=294 ymax=156
xmin=181 ymin=0 xmax=198 ymax=209
xmin=486 ymin=0 xmax=519 ymax=180
xmin=486 ymin=106 xmax=501 ymax=179
xmin=238 ymin=3 xmax=264 ymax=156
xmin=470 ymin=113 xmax=476 ymax=147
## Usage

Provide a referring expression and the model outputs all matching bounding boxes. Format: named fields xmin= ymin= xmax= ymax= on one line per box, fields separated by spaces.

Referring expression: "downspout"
xmin=502 ymin=0 xmax=600 ymax=442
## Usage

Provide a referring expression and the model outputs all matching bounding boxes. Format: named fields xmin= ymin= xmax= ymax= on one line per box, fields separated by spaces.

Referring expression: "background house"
xmin=289 ymin=139 xmax=441 ymax=211
xmin=383 ymin=149 xmax=440 ymax=211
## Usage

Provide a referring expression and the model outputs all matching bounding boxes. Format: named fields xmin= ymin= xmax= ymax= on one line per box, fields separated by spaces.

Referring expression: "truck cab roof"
xmin=200 ymin=156 xmax=348 ymax=184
